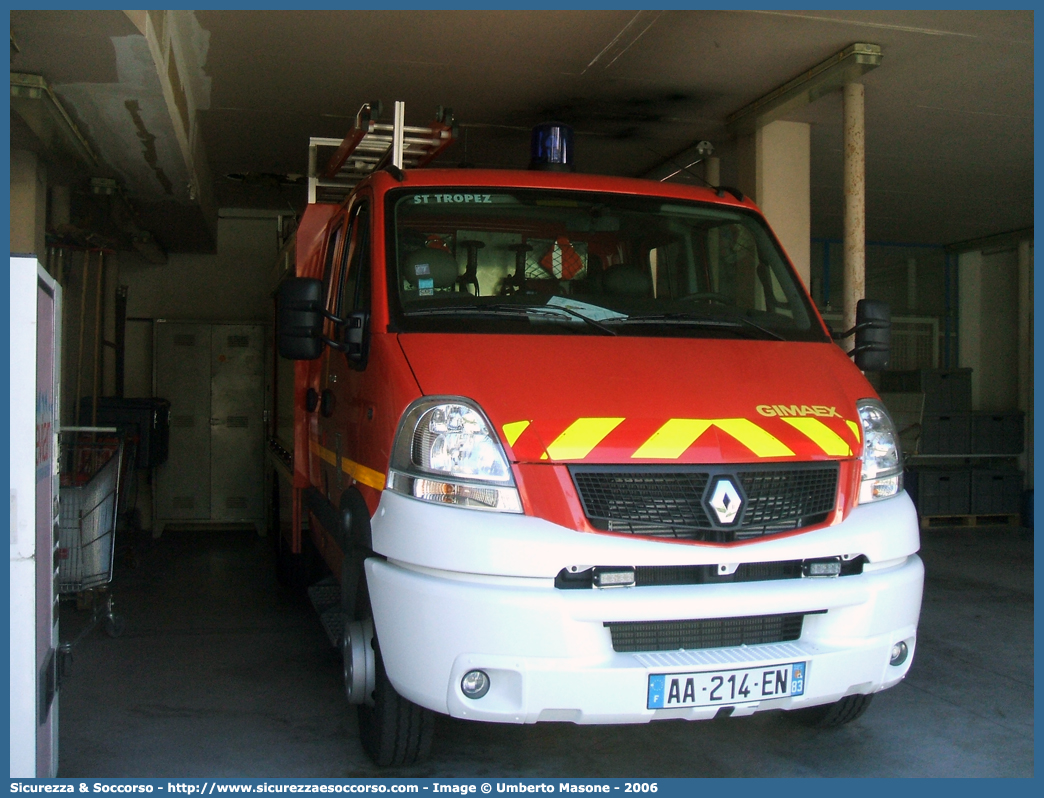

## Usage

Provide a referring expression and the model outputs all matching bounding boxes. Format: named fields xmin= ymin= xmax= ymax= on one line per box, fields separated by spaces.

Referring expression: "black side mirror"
xmin=852 ymin=299 xmax=890 ymax=371
xmin=277 ymin=278 xmax=323 ymax=360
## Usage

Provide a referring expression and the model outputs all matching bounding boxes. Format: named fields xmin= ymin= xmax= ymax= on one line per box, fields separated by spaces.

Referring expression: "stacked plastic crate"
xmin=880 ymin=369 xmax=1024 ymax=524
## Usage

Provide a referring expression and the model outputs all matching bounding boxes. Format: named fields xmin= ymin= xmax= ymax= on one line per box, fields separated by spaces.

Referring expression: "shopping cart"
xmin=57 ymin=427 xmax=126 ymax=640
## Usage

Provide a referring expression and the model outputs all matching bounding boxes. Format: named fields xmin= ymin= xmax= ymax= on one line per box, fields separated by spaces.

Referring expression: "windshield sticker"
xmin=412 ymin=193 xmax=493 ymax=204
xmin=417 ymin=278 xmax=434 ymax=296
xmin=546 ymin=296 xmax=627 ymax=322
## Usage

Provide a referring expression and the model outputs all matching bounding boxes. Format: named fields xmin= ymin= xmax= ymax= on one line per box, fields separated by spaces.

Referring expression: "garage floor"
xmin=56 ymin=522 xmax=1034 ymax=778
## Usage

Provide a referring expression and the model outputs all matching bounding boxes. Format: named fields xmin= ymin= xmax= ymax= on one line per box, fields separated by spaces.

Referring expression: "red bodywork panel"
xmin=286 ymin=167 xmax=873 ymax=559
xmin=292 ymin=202 xmax=337 ymax=490
xmin=397 ymin=334 xmax=867 ymax=464
xmin=397 ymin=333 xmax=869 ymax=530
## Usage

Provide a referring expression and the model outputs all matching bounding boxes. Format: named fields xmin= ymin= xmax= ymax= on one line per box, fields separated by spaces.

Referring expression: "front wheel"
xmin=357 ymin=638 xmax=435 ymax=766
xmin=348 ymin=559 xmax=434 ymax=766
xmin=790 ymin=693 xmax=874 ymax=728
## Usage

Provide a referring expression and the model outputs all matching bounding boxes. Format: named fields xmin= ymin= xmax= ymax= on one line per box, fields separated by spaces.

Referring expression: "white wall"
xmin=117 ymin=215 xmax=279 ymax=394
xmin=957 ymin=250 xmax=983 ymax=408
xmin=959 ymin=248 xmax=1020 ymax=412
xmin=10 ymin=150 xmax=47 ymax=259
xmin=735 ymin=121 xmax=811 ymax=288
xmin=979 ymin=249 xmax=1019 ymax=412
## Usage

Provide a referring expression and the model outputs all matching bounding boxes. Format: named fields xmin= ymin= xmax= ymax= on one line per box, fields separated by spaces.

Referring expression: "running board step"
xmin=307 ymin=577 xmax=345 ymax=648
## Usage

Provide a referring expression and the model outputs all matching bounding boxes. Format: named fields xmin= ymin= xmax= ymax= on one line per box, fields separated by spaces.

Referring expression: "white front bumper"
xmin=367 ymin=490 xmax=923 ymax=724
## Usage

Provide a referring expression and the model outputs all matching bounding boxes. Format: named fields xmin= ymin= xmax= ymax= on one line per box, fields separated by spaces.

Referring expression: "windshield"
xmin=386 ymin=188 xmax=827 ymax=342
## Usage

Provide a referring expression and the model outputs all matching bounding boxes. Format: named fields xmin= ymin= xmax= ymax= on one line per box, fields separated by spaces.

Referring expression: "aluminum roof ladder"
xmin=308 ymin=101 xmax=457 ymax=204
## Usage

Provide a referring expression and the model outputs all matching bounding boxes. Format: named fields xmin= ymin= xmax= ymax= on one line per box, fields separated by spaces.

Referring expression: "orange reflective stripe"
xmin=309 ymin=439 xmax=386 ymax=491
xmin=502 ymin=420 xmax=531 ymax=447
xmin=781 ymin=417 xmax=852 ymax=456
xmin=546 ymin=417 xmax=624 ymax=460
xmin=632 ymin=419 xmax=713 ymax=459
xmin=712 ymin=418 xmax=795 ymax=458
xmin=342 ymin=458 xmax=386 ymax=491
xmin=309 ymin=438 xmax=336 ymax=466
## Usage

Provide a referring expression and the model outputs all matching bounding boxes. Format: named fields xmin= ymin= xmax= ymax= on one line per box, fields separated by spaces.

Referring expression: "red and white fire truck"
xmin=270 ymin=102 xmax=923 ymax=766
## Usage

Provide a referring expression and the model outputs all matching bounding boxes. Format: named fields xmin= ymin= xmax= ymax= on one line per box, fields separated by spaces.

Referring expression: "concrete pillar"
xmin=842 ymin=83 xmax=866 ymax=338
xmin=957 ymin=249 xmax=983 ymax=410
xmin=10 ymin=150 xmax=47 ymax=259
xmin=703 ymin=156 xmax=720 ymax=188
xmin=734 ymin=121 xmax=811 ymax=288
xmin=1017 ymin=239 xmax=1033 ymax=485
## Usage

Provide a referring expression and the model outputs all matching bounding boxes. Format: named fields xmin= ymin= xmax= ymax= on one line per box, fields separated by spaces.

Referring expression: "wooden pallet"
xmin=920 ymin=513 xmax=1021 ymax=530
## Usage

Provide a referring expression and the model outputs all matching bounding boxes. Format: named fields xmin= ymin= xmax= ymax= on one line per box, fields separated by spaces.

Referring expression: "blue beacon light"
xmin=530 ymin=122 xmax=575 ymax=171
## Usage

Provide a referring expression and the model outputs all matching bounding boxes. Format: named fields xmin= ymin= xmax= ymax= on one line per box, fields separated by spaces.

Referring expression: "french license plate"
xmin=647 ymin=661 xmax=806 ymax=709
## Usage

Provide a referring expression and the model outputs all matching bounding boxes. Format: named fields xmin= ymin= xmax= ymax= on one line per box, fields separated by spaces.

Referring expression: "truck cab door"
xmin=317 ymin=198 xmax=373 ymax=511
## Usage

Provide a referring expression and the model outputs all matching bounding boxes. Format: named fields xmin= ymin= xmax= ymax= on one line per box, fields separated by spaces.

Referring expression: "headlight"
xmin=388 ymin=397 xmax=522 ymax=513
xmin=857 ymin=399 xmax=903 ymax=503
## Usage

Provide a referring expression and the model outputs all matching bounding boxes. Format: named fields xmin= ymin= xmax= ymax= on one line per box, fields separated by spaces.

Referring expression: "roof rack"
xmin=307 ymin=101 xmax=457 ymax=203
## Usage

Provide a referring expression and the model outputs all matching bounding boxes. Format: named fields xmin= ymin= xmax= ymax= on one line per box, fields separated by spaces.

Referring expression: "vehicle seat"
xmin=602 ymin=264 xmax=652 ymax=297
xmin=402 ymin=247 xmax=460 ymax=298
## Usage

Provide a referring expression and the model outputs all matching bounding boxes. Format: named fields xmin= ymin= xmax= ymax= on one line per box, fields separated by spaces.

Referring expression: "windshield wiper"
xmin=403 ymin=303 xmax=617 ymax=336
xmin=609 ymin=312 xmax=785 ymax=341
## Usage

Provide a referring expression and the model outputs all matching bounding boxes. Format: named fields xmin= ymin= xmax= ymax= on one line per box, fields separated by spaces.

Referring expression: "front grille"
xmin=635 ymin=560 xmax=804 ymax=586
xmin=571 ymin=463 xmax=839 ymax=542
xmin=554 ymin=557 xmax=864 ymax=589
xmin=606 ymin=613 xmax=807 ymax=653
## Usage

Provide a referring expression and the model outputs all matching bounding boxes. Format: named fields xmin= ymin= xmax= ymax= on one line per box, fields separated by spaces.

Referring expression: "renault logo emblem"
xmin=707 ymin=477 xmax=744 ymax=525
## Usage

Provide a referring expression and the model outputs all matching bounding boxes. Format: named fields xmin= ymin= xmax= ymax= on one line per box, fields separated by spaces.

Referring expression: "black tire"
xmin=351 ymin=563 xmax=434 ymax=766
xmin=104 ymin=614 xmax=126 ymax=638
xmin=103 ymin=596 xmax=125 ymax=638
xmin=791 ymin=693 xmax=874 ymax=728
xmin=272 ymin=477 xmax=322 ymax=592
xmin=357 ymin=639 xmax=435 ymax=766
xmin=271 ymin=474 xmax=291 ymax=588
xmin=275 ymin=523 xmax=321 ymax=592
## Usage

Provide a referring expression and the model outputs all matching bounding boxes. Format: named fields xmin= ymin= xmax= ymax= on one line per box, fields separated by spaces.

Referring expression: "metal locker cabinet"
xmin=154 ymin=322 xmax=264 ymax=534
xmin=210 ymin=324 xmax=264 ymax=523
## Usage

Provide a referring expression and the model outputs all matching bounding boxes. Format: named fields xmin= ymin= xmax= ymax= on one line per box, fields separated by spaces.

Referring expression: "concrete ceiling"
xmin=9 ymin=9 xmax=1033 ymax=254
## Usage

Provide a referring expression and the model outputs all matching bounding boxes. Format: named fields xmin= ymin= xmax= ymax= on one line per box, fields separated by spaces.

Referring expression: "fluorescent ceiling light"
xmin=11 ymin=72 xmax=99 ymax=168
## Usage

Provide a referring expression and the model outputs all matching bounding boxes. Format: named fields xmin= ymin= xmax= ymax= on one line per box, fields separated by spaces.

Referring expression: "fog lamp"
xmin=804 ymin=558 xmax=842 ymax=578
xmin=461 ymin=670 xmax=490 ymax=699
xmin=890 ymin=640 xmax=909 ymax=666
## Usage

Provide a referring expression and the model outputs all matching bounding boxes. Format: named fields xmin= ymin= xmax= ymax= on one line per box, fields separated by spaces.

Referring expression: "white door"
xmin=9 ymin=257 xmax=61 ymax=777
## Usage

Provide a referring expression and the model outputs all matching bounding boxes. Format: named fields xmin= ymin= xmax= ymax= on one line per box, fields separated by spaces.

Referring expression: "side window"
xmin=322 ymin=221 xmax=345 ymax=317
xmin=337 ymin=203 xmax=371 ymax=316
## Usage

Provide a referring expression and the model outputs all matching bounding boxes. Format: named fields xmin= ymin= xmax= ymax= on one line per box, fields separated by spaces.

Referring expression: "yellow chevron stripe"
xmin=632 ymin=419 xmax=713 ymax=459
xmin=847 ymin=419 xmax=861 ymax=444
xmin=782 ymin=417 xmax=853 ymax=456
xmin=546 ymin=417 xmax=624 ymax=460
xmin=712 ymin=418 xmax=795 ymax=458
xmin=308 ymin=439 xmax=386 ymax=491
xmin=502 ymin=420 xmax=531 ymax=447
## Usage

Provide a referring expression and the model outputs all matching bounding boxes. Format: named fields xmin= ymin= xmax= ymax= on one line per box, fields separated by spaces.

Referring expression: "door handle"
xmin=321 ymin=390 xmax=336 ymax=418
